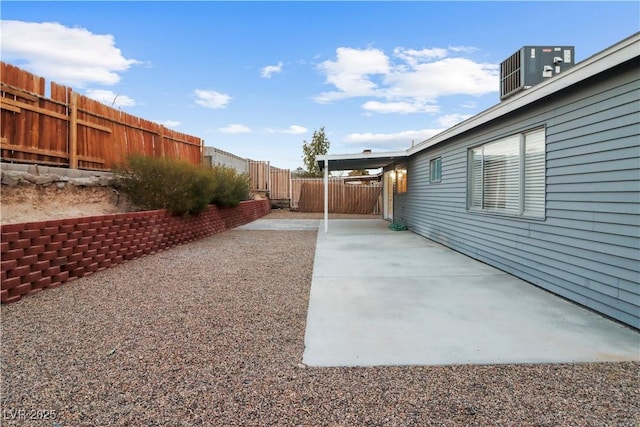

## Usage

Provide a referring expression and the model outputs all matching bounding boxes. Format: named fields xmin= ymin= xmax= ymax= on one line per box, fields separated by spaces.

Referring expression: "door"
xmin=383 ymin=171 xmax=394 ymax=221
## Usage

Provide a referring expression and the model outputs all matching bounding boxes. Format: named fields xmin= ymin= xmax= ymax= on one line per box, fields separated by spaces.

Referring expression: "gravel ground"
xmin=2 ymin=213 xmax=639 ymax=426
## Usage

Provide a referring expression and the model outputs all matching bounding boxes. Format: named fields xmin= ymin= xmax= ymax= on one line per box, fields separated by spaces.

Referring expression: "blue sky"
xmin=1 ymin=1 xmax=638 ymax=170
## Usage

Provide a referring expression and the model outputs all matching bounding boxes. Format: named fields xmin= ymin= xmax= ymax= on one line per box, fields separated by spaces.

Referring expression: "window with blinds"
xmin=430 ymin=157 xmax=442 ymax=183
xmin=468 ymin=128 xmax=545 ymax=218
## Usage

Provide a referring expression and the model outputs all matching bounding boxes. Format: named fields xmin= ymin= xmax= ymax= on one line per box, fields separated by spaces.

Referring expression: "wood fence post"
xmin=158 ymin=126 xmax=165 ymax=157
xmin=69 ymin=91 xmax=78 ymax=169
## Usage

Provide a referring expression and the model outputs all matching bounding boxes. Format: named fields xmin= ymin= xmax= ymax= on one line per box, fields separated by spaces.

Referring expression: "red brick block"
xmin=24 ymin=271 xmax=42 ymax=284
xmin=50 ymin=257 xmax=68 ymax=267
xmin=78 ymin=258 xmax=93 ymax=268
xmin=25 ymin=245 xmax=46 ymax=256
xmin=41 ymin=227 xmax=60 ymax=236
xmin=9 ymin=239 xmax=31 ymax=250
xmin=83 ymin=249 xmax=98 ymax=259
xmin=62 ymin=218 xmax=79 ymax=226
xmin=44 ymin=266 xmax=61 ymax=277
xmin=60 ymin=224 xmax=75 ymax=233
xmin=19 ymin=229 xmax=40 ymax=239
xmin=1 ymin=292 xmax=21 ymax=303
xmin=8 ymin=265 xmax=30 ymax=278
xmin=18 ymin=254 xmax=39 ymax=266
xmin=2 ymin=276 xmax=21 ymax=290
xmin=53 ymin=271 xmax=69 ymax=283
xmin=94 ymin=234 xmax=106 ymax=243
xmin=85 ymin=263 xmax=99 ymax=273
xmin=3 ymin=249 xmax=24 ymax=261
xmin=88 ymin=242 xmax=102 ymax=251
xmin=1 ymin=241 xmax=9 ymax=252
xmin=45 ymin=241 xmax=64 ymax=252
xmin=51 ymin=233 xmax=70 ymax=243
xmin=69 ymin=231 xmax=83 ymax=240
xmin=75 ymin=244 xmax=89 ymax=253
xmin=71 ymin=267 xmax=85 ymax=277
xmin=75 ymin=223 xmax=90 ymax=231
xmin=0 ymin=259 xmax=15 ymax=272
xmin=113 ymin=255 xmax=123 ymax=264
xmin=59 ymin=247 xmax=73 ymax=257
xmin=68 ymin=253 xmax=83 ymax=263
xmin=1 ymin=223 xmax=24 ymax=233
xmin=94 ymin=253 xmax=106 ymax=263
xmin=32 ymin=236 xmax=52 ymax=246
xmin=98 ymin=259 xmax=112 ymax=270
xmin=34 ymin=277 xmax=52 ymax=289
xmin=45 ymin=219 xmax=64 ymax=227
xmin=61 ymin=239 xmax=78 ymax=249
xmin=79 ymin=236 xmax=93 ymax=245
xmin=46 ymin=282 xmax=62 ymax=289
xmin=12 ymin=283 xmax=32 ymax=295
xmin=40 ymin=251 xmax=59 ymax=261
xmin=33 ymin=260 xmax=50 ymax=272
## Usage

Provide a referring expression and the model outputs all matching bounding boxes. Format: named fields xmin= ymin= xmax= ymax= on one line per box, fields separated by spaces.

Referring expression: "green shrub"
xmin=208 ymin=164 xmax=250 ymax=208
xmin=114 ymin=155 xmax=214 ymax=216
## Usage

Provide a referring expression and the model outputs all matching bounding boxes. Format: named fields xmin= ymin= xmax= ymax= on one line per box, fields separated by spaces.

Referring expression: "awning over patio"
xmin=317 ymin=150 xmax=407 ymax=172
xmin=316 ymin=151 xmax=407 ymax=232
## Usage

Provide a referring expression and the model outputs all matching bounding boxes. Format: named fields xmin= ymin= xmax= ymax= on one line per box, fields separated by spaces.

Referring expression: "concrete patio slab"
xmin=303 ymin=219 xmax=640 ymax=367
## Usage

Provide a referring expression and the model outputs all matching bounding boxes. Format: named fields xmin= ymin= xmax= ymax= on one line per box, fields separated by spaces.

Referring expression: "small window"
xmin=396 ymin=168 xmax=407 ymax=193
xmin=430 ymin=157 xmax=442 ymax=183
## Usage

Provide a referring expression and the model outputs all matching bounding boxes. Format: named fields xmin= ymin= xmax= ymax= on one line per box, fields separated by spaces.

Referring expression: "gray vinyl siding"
xmin=394 ymin=60 xmax=639 ymax=329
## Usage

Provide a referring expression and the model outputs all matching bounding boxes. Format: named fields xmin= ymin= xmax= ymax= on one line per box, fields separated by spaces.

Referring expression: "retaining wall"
xmin=1 ymin=199 xmax=271 ymax=303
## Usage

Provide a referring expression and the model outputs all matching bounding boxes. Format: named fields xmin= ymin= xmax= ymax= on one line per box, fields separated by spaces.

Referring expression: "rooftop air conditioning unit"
xmin=500 ymin=46 xmax=575 ymax=100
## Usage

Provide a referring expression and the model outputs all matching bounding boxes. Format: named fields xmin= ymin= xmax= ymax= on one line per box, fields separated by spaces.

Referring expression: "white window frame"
xmin=467 ymin=127 xmax=545 ymax=219
xmin=430 ymin=157 xmax=442 ymax=183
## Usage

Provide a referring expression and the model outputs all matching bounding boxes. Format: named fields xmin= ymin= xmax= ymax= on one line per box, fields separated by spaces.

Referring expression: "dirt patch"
xmin=1 ymin=185 xmax=130 ymax=225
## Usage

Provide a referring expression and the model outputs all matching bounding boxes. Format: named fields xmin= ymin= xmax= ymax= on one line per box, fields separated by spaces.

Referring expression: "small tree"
xmin=302 ymin=127 xmax=330 ymax=177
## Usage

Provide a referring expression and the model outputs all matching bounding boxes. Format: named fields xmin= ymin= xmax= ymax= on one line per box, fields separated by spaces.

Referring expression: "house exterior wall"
xmin=393 ymin=59 xmax=639 ymax=329
xmin=203 ymin=146 xmax=249 ymax=174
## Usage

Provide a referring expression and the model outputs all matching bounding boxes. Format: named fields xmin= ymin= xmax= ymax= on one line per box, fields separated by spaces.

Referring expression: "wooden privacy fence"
xmin=248 ymin=160 xmax=291 ymax=200
xmin=292 ymin=178 xmax=382 ymax=214
xmin=0 ymin=62 xmax=203 ymax=171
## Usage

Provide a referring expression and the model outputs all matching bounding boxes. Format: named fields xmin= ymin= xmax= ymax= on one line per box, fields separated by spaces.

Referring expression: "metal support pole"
xmin=324 ymin=159 xmax=328 ymax=233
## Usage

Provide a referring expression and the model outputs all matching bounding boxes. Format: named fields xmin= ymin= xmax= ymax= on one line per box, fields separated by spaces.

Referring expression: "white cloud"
xmin=314 ymin=45 xmax=498 ymax=114
xmin=161 ymin=120 xmax=181 ymax=128
xmin=437 ymin=113 xmax=473 ymax=128
xmin=194 ymin=89 xmax=231 ymax=109
xmin=84 ymin=89 xmax=135 ymax=108
xmin=0 ymin=20 xmax=140 ymax=87
xmin=448 ymin=45 xmax=479 ymax=54
xmin=314 ymin=47 xmax=390 ymax=103
xmin=344 ymin=128 xmax=444 ymax=149
xmin=219 ymin=124 xmax=251 ymax=134
xmin=261 ymin=61 xmax=283 ymax=78
xmin=265 ymin=125 xmax=308 ymax=135
xmin=362 ymin=100 xmax=440 ymax=114
xmin=384 ymin=57 xmax=498 ymax=99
